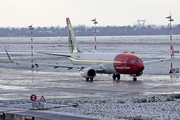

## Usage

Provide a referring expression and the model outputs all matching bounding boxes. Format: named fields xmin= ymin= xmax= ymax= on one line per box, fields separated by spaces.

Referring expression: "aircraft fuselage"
xmin=69 ymin=52 xmax=144 ymax=75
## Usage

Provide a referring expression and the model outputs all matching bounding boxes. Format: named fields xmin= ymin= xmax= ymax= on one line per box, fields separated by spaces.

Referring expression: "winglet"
xmin=5 ymin=49 xmax=13 ymax=62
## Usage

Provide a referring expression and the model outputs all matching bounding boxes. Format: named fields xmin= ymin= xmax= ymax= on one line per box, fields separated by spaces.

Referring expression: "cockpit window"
xmin=131 ymin=60 xmax=143 ymax=63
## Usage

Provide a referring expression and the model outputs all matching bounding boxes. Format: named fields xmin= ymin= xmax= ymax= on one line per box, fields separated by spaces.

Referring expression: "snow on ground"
xmin=45 ymin=94 xmax=180 ymax=120
xmin=1 ymin=94 xmax=180 ymax=119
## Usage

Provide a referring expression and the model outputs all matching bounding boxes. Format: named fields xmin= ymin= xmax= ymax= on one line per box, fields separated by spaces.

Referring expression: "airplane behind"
xmin=5 ymin=18 xmax=172 ymax=82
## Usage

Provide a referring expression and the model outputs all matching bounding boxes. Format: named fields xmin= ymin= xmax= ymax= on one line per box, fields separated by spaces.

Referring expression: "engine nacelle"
xmin=80 ymin=67 xmax=96 ymax=78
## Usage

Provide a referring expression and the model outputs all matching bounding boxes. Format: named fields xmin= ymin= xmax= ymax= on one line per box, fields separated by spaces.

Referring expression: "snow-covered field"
xmin=0 ymin=35 xmax=180 ymax=119
xmin=45 ymin=94 xmax=180 ymax=120
xmin=1 ymin=94 xmax=180 ymax=119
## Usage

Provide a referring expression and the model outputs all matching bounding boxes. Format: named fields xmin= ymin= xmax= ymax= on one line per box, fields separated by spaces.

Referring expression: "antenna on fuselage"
xmin=91 ymin=18 xmax=98 ymax=50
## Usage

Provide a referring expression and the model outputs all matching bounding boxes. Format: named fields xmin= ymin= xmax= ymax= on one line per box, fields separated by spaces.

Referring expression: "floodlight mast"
xmin=91 ymin=18 xmax=98 ymax=50
xmin=28 ymin=24 xmax=34 ymax=68
xmin=166 ymin=14 xmax=174 ymax=73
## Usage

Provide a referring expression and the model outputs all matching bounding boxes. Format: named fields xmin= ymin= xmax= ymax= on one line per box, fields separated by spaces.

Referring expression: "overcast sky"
xmin=0 ymin=0 xmax=179 ymax=27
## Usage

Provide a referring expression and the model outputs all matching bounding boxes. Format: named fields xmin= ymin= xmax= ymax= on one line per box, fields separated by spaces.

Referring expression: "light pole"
xmin=91 ymin=18 xmax=98 ymax=50
xmin=28 ymin=24 xmax=34 ymax=68
xmin=166 ymin=14 xmax=174 ymax=73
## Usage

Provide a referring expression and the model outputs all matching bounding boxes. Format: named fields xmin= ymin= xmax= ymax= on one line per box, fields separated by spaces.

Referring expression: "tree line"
xmin=0 ymin=25 xmax=180 ymax=37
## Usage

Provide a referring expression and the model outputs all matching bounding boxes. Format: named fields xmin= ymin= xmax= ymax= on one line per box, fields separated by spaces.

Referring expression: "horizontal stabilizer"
xmin=144 ymin=57 xmax=173 ymax=65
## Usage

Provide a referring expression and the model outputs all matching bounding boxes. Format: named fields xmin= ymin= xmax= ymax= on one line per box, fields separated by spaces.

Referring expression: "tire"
xmin=133 ymin=77 xmax=137 ymax=82
xmin=116 ymin=74 xmax=120 ymax=80
xmin=112 ymin=74 xmax=116 ymax=80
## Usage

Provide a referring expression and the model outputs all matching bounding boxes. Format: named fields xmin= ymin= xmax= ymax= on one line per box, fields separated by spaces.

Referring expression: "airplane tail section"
xmin=66 ymin=18 xmax=82 ymax=53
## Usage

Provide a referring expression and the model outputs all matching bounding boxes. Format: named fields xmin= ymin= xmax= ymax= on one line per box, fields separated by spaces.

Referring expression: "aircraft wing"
xmin=13 ymin=61 xmax=82 ymax=69
xmin=6 ymin=50 xmax=69 ymax=53
xmin=143 ymin=57 xmax=173 ymax=65
xmin=6 ymin=50 xmax=70 ymax=57
xmin=35 ymin=52 xmax=71 ymax=57
xmin=5 ymin=49 xmax=104 ymax=71
xmin=10 ymin=60 xmax=104 ymax=71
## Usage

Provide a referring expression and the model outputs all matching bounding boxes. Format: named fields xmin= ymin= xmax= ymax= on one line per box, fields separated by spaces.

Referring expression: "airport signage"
xmin=30 ymin=94 xmax=37 ymax=101
xmin=31 ymin=95 xmax=46 ymax=109
xmin=40 ymin=95 xmax=46 ymax=102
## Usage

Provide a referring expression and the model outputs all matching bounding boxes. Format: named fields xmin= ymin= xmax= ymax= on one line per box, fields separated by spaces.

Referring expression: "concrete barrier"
xmin=0 ymin=112 xmax=5 ymax=119
xmin=5 ymin=113 xmax=22 ymax=120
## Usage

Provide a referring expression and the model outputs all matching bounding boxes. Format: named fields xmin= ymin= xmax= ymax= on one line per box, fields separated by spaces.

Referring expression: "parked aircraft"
xmin=5 ymin=18 xmax=172 ymax=81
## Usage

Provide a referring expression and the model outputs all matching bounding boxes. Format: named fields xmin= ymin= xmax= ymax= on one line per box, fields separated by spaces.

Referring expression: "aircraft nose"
xmin=137 ymin=62 xmax=145 ymax=72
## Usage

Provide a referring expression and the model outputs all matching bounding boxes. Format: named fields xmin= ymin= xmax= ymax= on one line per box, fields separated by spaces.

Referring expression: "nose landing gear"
xmin=132 ymin=74 xmax=137 ymax=82
xmin=133 ymin=77 xmax=137 ymax=82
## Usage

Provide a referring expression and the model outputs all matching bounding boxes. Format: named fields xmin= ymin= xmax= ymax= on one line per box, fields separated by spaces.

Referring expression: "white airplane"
xmin=5 ymin=18 xmax=172 ymax=82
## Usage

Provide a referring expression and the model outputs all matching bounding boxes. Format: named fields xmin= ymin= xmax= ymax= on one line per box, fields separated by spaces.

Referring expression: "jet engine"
xmin=80 ymin=67 xmax=96 ymax=78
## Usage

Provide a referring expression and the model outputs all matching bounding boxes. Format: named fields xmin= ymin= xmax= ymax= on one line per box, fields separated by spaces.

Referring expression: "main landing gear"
xmin=86 ymin=78 xmax=93 ymax=81
xmin=112 ymin=74 xmax=120 ymax=80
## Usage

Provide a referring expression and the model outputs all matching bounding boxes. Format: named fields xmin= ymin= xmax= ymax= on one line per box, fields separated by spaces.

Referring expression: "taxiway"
xmin=0 ymin=67 xmax=179 ymax=100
